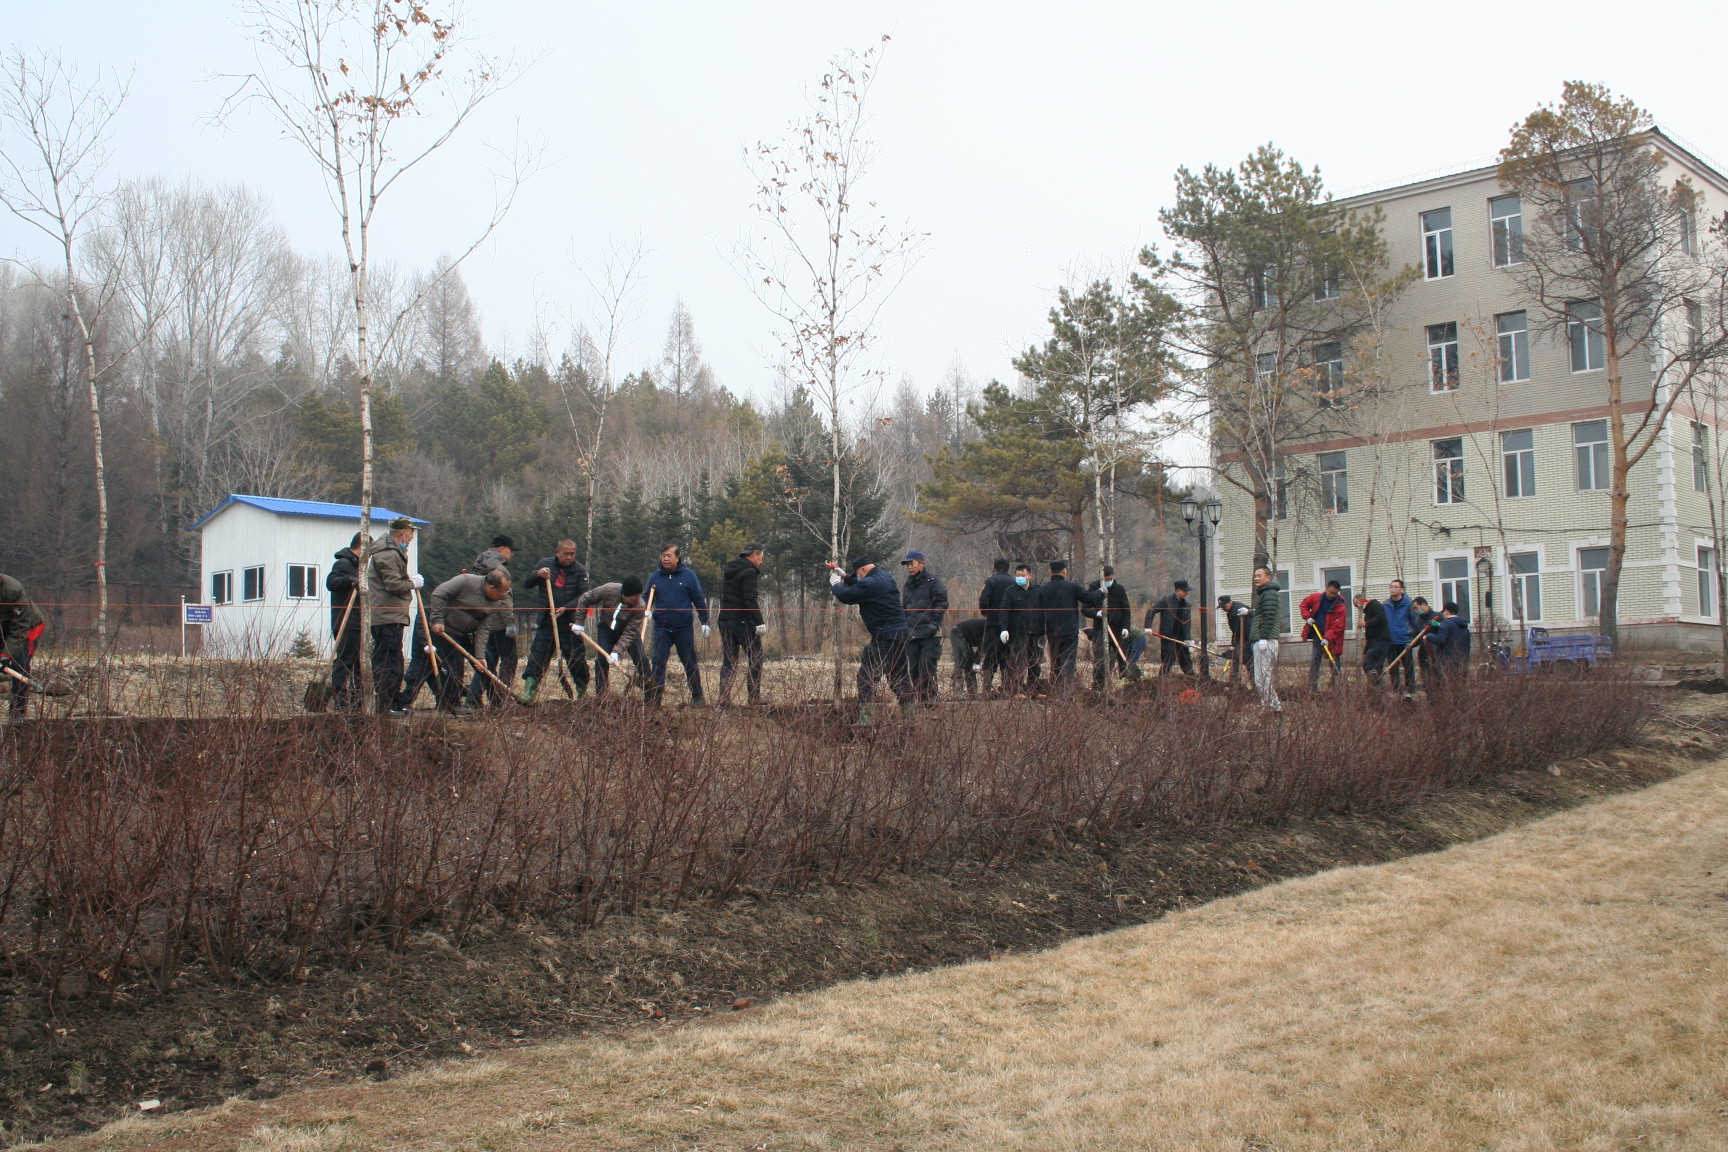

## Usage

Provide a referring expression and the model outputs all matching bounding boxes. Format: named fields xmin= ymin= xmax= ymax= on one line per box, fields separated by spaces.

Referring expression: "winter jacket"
xmin=1221 ymin=599 xmax=1251 ymax=652
xmin=720 ymin=557 xmax=763 ymax=629
xmin=901 ymin=569 xmax=949 ymax=640
xmin=575 ymin=582 xmax=646 ymax=655
xmin=326 ymin=547 xmax=361 ymax=633
xmin=999 ymin=580 xmax=1035 ymax=638
xmin=952 ymin=616 xmax=989 ymax=655
xmin=428 ymin=573 xmax=512 ymax=657
xmin=1299 ymin=591 xmax=1347 ymax=657
xmin=1433 ymin=615 xmax=1472 ymax=667
xmin=471 ymin=548 xmax=511 ymax=577
xmin=1248 ymin=580 xmax=1283 ymax=643
xmin=0 ymin=574 xmax=43 ymax=655
xmin=1358 ymin=598 xmax=1390 ymax=646
xmin=1146 ymin=593 xmax=1194 ymax=642
xmin=979 ymin=572 xmax=1019 ymax=633
xmin=1384 ymin=593 xmax=1417 ymax=646
xmin=1084 ymin=581 xmax=1133 ymax=640
xmin=366 ymin=539 xmax=416 ymax=627
xmin=525 ymin=556 xmax=589 ymax=624
xmin=1038 ymin=577 xmax=1102 ymax=639
xmin=644 ymin=562 xmax=709 ymax=631
xmin=1413 ymin=609 xmax=1438 ymax=661
xmin=831 ymin=566 xmax=909 ymax=638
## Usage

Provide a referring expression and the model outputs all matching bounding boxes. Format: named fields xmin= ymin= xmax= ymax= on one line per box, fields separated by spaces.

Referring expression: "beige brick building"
xmin=1212 ymin=131 xmax=1728 ymax=654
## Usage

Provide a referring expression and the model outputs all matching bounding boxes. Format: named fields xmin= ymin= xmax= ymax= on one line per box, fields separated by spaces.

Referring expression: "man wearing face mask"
xmin=1085 ymin=564 xmax=1133 ymax=689
xmin=1000 ymin=562 xmax=1038 ymax=695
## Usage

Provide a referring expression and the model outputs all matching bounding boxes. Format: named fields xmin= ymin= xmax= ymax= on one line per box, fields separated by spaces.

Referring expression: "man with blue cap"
xmin=829 ymin=555 xmax=914 ymax=722
xmin=899 ymin=549 xmax=948 ymax=703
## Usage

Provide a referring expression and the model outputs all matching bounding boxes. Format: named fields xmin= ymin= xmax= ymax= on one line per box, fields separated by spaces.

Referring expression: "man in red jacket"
xmin=1299 ymin=579 xmax=1347 ymax=691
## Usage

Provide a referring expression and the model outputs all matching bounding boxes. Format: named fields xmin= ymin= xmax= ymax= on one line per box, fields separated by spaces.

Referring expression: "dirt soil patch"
xmin=3 ymin=688 xmax=1720 ymax=1147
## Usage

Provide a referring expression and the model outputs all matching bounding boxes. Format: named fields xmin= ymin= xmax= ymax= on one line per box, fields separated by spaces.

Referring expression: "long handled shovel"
xmin=1305 ymin=619 xmax=1345 ymax=682
xmin=439 ymin=632 xmax=515 ymax=701
xmin=304 ymin=591 xmax=359 ymax=712
xmin=1384 ymin=623 xmax=1434 ymax=681
xmin=545 ymin=581 xmax=576 ymax=699
xmin=413 ymin=587 xmax=444 ymax=686
xmin=1149 ymin=630 xmax=1208 ymax=655
xmin=2 ymin=663 xmax=72 ymax=698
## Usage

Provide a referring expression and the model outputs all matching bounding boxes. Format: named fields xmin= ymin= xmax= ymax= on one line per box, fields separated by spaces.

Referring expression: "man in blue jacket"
xmin=643 ymin=543 xmax=711 ymax=707
xmin=829 ymin=556 xmax=913 ymax=721
xmin=1428 ymin=600 xmax=1472 ymax=693
xmin=1384 ymin=579 xmax=1418 ymax=694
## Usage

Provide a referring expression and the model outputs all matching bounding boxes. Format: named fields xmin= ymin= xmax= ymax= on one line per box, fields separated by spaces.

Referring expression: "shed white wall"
xmin=198 ymin=505 xmax=421 ymax=658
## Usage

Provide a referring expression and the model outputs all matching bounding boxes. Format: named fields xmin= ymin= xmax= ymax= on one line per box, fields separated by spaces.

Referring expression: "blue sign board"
xmin=184 ymin=605 xmax=214 ymax=624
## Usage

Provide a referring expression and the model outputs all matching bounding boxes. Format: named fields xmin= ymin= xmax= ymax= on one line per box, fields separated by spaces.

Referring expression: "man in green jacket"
xmin=0 ymin=573 xmax=45 ymax=718
xmin=1247 ymin=567 xmax=1283 ymax=712
xmin=366 ymin=517 xmax=422 ymax=713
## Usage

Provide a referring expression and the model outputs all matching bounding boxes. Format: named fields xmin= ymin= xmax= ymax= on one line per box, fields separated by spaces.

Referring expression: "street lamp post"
xmin=1182 ymin=496 xmax=1225 ymax=678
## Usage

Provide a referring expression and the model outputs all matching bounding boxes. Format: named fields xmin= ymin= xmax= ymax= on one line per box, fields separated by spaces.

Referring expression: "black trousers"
xmin=907 ymin=634 xmax=941 ymax=700
xmin=858 ymin=630 xmax=913 ymax=704
xmin=1160 ymin=638 xmax=1194 ymax=675
xmin=394 ymin=626 xmax=472 ymax=712
xmin=950 ymin=629 xmax=981 ymax=695
xmin=1091 ymin=628 xmax=1126 ymax=688
xmin=1047 ymin=630 xmax=1080 ymax=689
xmin=524 ymin=616 xmax=590 ymax=691
xmin=1362 ymin=638 xmax=1391 ymax=684
xmin=330 ymin=612 xmax=363 ymax=710
xmin=1388 ymin=640 xmax=1417 ymax=690
xmin=649 ymin=625 xmax=703 ymax=704
xmin=979 ymin=627 xmax=1011 ymax=691
xmin=370 ymin=623 xmax=406 ymax=713
xmin=718 ymin=620 xmax=765 ymax=704
xmin=473 ymin=626 xmax=519 ymax=705
xmin=591 ymin=620 xmax=645 ymax=694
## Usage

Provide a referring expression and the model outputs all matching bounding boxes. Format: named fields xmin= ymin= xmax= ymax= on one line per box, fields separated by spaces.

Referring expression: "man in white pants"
xmin=1247 ymin=566 xmax=1283 ymax=712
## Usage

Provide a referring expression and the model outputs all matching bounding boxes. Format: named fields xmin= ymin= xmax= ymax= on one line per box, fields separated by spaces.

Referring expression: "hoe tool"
xmin=545 ymin=581 xmax=576 ymax=700
xmin=303 ymin=588 xmax=358 ymax=712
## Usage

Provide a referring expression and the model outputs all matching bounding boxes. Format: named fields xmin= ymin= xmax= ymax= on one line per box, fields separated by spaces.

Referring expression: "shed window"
xmin=243 ymin=566 xmax=265 ymax=603
xmin=287 ymin=564 xmax=318 ymax=600
xmin=210 ymin=571 xmax=233 ymax=605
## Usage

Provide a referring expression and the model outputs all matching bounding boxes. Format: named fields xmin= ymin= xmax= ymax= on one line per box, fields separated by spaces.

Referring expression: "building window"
xmin=1579 ymin=546 xmax=1610 ymax=619
xmin=1574 ymin=421 xmax=1609 ymax=491
xmin=1437 ymin=557 xmax=1471 ymax=623
xmin=1427 ymin=321 xmax=1460 ymax=391
xmin=1681 ymin=202 xmax=1699 ymax=256
xmin=1422 ymin=207 xmax=1454 ymax=279
xmin=1695 ymin=421 xmax=1711 ymax=493
xmin=1510 ymin=551 xmax=1541 ymax=623
xmin=242 ymin=565 xmax=265 ymax=603
xmin=1700 ymin=546 xmax=1718 ymax=620
xmin=1496 ymin=311 xmax=1529 ymax=383
xmin=1502 ymin=428 xmax=1536 ymax=498
xmin=287 ymin=564 xmax=318 ymax=600
xmin=1563 ymin=177 xmax=1596 ymax=251
xmin=1490 ymin=194 xmax=1523 ymax=266
xmin=1275 ymin=568 xmax=1292 ymax=635
xmin=1433 ymin=438 xmax=1465 ymax=505
xmin=1313 ymin=271 xmax=1340 ymax=301
xmin=1319 ymin=450 xmax=1348 ymax=513
xmin=1568 ymin=299 xmax=1605 ymax=371
xmin=210 ymin=571 xmax=233 ymax=605
xmin=1252 ymin=264 xmax=1279 ymax=310
xmin=1254 ymin=351 xmax=1278 ymax=383
xmin=1273 ymin=458 xmax=1288 ymax=521
xmin=1321 ymin=566 xmax=1353 ymax=616
xmin=1685 ymin=298 xmax=1704 ymax=357
xmin=1314 ymin=341 xmax=1343 ymax=406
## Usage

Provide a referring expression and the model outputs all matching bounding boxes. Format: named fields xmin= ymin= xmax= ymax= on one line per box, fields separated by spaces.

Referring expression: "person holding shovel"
xmin=1146 ymin=579 xmax=1195 ymax=677
xmin=1300 ymin=580 xmax=1347 ymax=691
xmin=324 ymin=533 xmax=367 ymax=712
xmin=574 ymin=576 xmax=649 ymax=695
xmin=643 ymin=544 xmax=711 ymax=707
xmin=366 ymin=516 xmax=422 ymax=714
xmin=392 ymin=569 xmax=512 ymax=716
xmin=0 ymin=572 xmax=45 ymax=718
xmin=1085 ymin=565 xmax=1133 ymax=689
xmin=1356 ymin=592 xmax=1392 ymax=686
xmin=717 ymin=544 xmax=768 ymax=707
xmin=829 ymin=556 xmax=914 ymax=723
xmin=519 ymin=539 xmax=589 ymax=704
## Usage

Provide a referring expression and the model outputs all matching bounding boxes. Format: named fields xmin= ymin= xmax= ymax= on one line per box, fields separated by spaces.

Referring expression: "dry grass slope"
xmin=52 ymin=747 xmax=1728 ymax=1151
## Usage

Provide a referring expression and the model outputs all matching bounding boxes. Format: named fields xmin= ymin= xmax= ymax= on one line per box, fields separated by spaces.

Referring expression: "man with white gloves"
xmin=717 ymin=544 xmax=769 ymax=707
xmin=366 ymin=515 xmax=420 ymax=713
xmin=643 ymin=544 xmax=711 ymax=707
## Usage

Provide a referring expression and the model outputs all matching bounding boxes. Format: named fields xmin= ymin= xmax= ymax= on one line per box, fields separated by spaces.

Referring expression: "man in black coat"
xmin=324 ymin=532 xmax=366 ymax=711
xmin=1146 ymin=580 xmax=1195 ymax=676
xmin=976 ymin=558 xmax=1018 ymax=694
xmin=1038 ymin=560 xmax=1104 ymax=692
xmin=1356 ymin=593 xmax=1392 ymax=685
xmin=1084 ymin=564 xmax=1133 ymax=689
xmin=949 ymin=616 xmax=989 ymax=697
xmin=1217 ymin=593 xmax=1252 ymax=684
xmin=829 ymin=556 xmax=914 ymax=721
xmin=519 ymin=538 xmax=589 ymax=704
xmin=718 ymin=544 xmax=767 ymax=706
xmin=899 ymin=550 xmax=949 ymax=702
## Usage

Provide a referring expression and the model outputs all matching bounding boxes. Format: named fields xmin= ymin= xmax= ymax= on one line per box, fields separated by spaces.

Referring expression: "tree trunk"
xmin=1602 ymin=329 xmax=1628 ymax=648
xmin=65 ymin=274 xmax=108 ymax=649
xmin=829 ymin=384 xmax=844 ymax=704
xmin=351 ymin=254 xmax=377 ymax=709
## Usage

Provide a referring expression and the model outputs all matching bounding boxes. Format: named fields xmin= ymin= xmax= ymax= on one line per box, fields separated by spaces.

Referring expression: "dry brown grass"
xmin=47 ymin=748 xmax=1728 ymax=1152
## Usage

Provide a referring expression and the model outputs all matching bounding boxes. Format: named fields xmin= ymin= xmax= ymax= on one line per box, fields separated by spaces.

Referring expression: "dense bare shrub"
xmin=0 ymin=670 xmax=1652 ymax=996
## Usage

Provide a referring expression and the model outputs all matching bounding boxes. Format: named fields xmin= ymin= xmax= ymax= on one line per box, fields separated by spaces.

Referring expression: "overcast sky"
xmin=7 ymin=0 xmax=1728 ymax=418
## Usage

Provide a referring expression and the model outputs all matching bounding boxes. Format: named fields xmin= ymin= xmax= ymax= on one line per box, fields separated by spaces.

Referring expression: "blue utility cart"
xmin=1490 ymin=627 xmax=1613 ymax=674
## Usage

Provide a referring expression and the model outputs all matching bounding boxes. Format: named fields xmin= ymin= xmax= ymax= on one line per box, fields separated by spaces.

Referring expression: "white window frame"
xmin=1427 ymin=321 xmax=1460 ymax=392
xmin=1568 ymin=299 xmax=1605 ymax=372
xmin=1685 ymin=298 xmax=1704 ymax=358
xmin=1501 ymin=428 xmax=1535 ymax=498
xmin=1272 ymin=457 xmax=1288 ymax=521
xmin=1699 ymin=544 xmax=1717 ymax=620
xmin=1433 ymin=438 xmax=1465 ymax=505
xmin=1421 ymin=207 xmax=1454 ymax=279
xmin=1563 ymin=177 xmax=1596 ymax=252
xmin=286 ymin=563 xmax=319 ymax=600
xmin=242 ymin=565 xmax=266 ymax=603
xmin=1490 ymin=194 xmax=1523 ymax=266
xmin=1694 ymin=421 xmax=1710 ymax=494
xmin=1274 ymin=568 xmax=1293 ymax=635
xmin=1578 ymin=545 xmax=1610 ymax=620
xmin=210 ymin=570 xmax=233 ymax=606
xmin=1254 ymin=351 xmax=1278 ymax=383
xmin=1509 ymin=550 xmax=1542 ymax=623
xmin=1496 ymin=311 xmax=1529 ymax=383
xmin=1681 ymin=202 xmax=1699 ymax=256
xmin=1314 ymin=341 xmax=1343 ymax=406
xmin=1574 ymin=421 xmax=1609 ymax=491
xmin=1436 ymin=556 xmax=1472 ymax=623
xmin=1319 ymin=450 xmax=1348 ymax=514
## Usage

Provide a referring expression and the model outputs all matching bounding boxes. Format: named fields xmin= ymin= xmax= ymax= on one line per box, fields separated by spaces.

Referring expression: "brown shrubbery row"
xmin=0 ymin=668 xmax=1653 ymax=996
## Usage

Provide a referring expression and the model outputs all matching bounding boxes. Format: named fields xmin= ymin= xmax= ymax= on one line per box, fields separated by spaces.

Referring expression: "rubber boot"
xmin=516 ymin=676 xmax=539 ymax=705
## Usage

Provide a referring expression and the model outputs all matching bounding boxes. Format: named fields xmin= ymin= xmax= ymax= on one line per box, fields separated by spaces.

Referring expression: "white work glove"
xmin=828 ymin=567 xmax=844 ymax=586
xmin=572 ymin=624 xmax=585 ymax=634
xmin=410 ymin=572 xmax=424 ymax=589
xmin=701 ymin=624 xmax=712 ymax=640
xmin=643 ymin=609 xmax=653 ymax=623
xmin=999 ymin=630 xmax=1010 ymax=645
xmin=970 ymin=663 xmax=981 ymax=672
xmin=1119 ymin=628 xmax=1129 ymax=639
xmin=755 ymin=624 xmax=768 ymax=635
xmin=608 ymin=652 xmax=621 ymax=666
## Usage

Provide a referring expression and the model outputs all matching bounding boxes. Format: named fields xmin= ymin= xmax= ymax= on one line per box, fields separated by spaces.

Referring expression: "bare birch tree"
xmin=0 ymin=52 xmax=127 ymax=644
xmin=741 ymin=38 xmax=925 ymax=699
